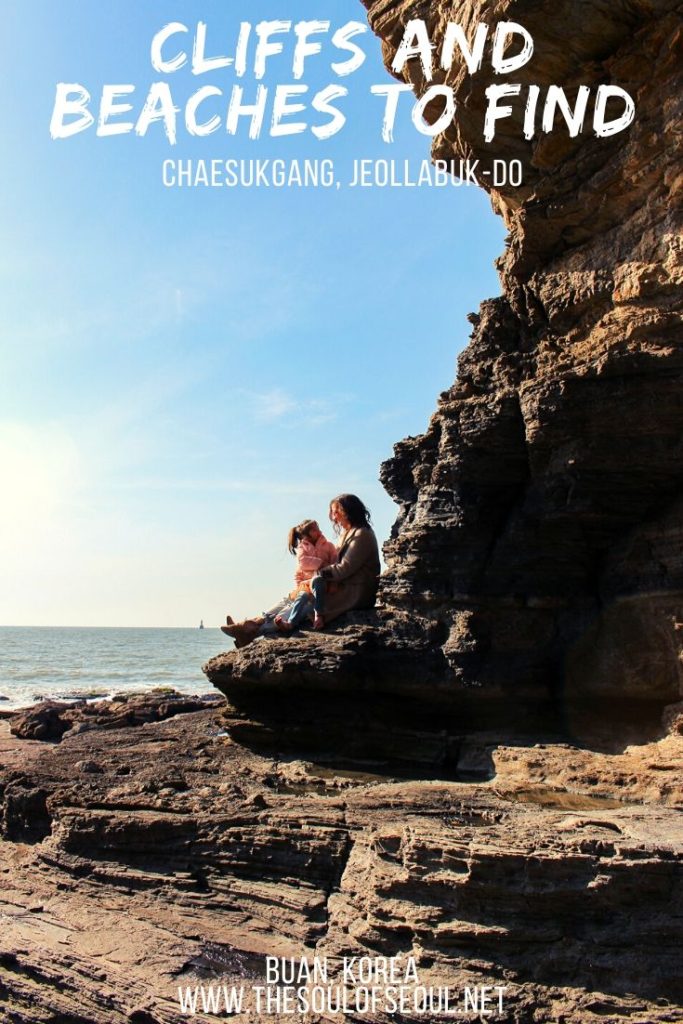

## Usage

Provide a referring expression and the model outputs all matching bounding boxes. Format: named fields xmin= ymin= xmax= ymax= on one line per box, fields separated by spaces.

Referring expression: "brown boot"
xmin=233 ymin=622 xmax=261 ymax=648
xmin=222 ymin=617 xmax=263 ymax=648
xmin=221 ymin=614 xmax=262 ymax=636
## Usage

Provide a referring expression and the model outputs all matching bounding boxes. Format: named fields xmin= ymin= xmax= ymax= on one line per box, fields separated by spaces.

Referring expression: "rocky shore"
xmin=1 ymin=691 xmax=682 ymax=1022
xmin=2 ymin=0 xmax=682 ymax=1020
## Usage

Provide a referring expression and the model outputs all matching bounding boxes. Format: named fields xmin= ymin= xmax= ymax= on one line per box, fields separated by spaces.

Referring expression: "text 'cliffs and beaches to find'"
xmin=49 ymin=18 xmax=636 ymax=146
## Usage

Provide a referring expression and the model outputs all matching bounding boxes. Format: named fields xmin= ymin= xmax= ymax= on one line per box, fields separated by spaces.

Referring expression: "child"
xmin=275 ymin=519 xmax=336 ymax=631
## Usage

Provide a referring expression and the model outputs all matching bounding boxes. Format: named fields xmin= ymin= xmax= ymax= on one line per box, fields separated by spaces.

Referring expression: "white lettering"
xmin=50 ymin=83 xmax=94 ymax=139
xmin=391 ymin=18 xmax=434 ymax=80
xmin=491 ymin=21 xmax=534 ymax=74
xmin=151 ymin=22 xmax=189 ymax=74
xmin=594 ymin=85 xmax=635 ymax=137
xmin=484 ymin=83 xmax=521 ymax=141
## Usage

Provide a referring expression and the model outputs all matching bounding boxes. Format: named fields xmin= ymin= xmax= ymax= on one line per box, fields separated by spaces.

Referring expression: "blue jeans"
xmin=260 ymin=597 xmax=292 ymax=635
xmin=287 ymin=576 xmax=326 ymax=627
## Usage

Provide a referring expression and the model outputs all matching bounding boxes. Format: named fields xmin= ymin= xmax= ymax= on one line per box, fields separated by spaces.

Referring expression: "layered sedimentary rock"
xmin=207 ymin=0 xmax=683 ymax=747
xmin=198 ymin=4 xmax=683 ymax=1018
xmin=369 ymin=0 xmax=683 ymax=710
xmin=1 ymin=696 xmax=682 ymax=1023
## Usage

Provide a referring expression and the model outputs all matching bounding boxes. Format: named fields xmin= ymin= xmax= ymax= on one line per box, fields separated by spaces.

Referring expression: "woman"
xmin=309 ymin=493 xmax=381 ymax=629
xmin=222 ymin=494 xmax=380 ymax=645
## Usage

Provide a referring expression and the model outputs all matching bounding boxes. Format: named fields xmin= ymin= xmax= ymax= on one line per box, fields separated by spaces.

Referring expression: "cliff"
xmin=203 ymin=0 xmax=683 ymax=1016
xmin=371 ymin=0 xmax=683 ymax=716
xmin=208 ymin=0 xmax=683 ymax=732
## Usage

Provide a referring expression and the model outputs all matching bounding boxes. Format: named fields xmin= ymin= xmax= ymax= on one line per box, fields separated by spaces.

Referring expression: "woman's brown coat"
xmin=319 ymin=527 xmax=380 ymax=622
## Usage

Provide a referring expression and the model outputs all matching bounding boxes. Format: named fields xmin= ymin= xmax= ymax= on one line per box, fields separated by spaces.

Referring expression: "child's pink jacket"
xmin=294 ymin=535 xmax=337 ymax=585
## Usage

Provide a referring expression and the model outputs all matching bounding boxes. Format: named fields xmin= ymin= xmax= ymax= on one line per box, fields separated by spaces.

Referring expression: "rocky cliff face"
xmin=370 ymin=0 xmax=683 ymax=713
xmin=198 ymin=3 xmax=683 ymax=1017
xmin=207 ymin=0 xmax=683 ymax=747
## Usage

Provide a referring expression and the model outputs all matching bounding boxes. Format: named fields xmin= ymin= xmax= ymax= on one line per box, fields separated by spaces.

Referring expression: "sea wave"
xmin=0 ymin=626 xmax=228 ymax=709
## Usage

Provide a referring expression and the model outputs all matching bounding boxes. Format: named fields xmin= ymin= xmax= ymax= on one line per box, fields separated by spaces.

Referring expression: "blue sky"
xmin=0 ymin=1 xmax=504 ymax=626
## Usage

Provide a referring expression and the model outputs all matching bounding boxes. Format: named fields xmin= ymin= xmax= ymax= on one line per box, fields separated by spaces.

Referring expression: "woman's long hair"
xmin=287 ymin=519 xmax=317 ymax=554
xmin=329 ymin=494 xmax=372 ymax=534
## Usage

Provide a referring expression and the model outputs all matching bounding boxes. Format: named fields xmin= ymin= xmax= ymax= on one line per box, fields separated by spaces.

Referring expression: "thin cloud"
xmin=246 ymin=388 xmax=347 ymax=426
xmin=108 ymin=477 xmax=343 ymax=496
xmin=252 ymin=388 xmax=299 ymax=422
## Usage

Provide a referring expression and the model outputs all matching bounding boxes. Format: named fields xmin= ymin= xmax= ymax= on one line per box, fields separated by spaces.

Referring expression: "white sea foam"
xmin=0 ymin=627 xmax=229 ymax=710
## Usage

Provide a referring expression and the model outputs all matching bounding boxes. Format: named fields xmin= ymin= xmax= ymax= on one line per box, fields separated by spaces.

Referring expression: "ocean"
xmin=0 ymin=627 xmax=233 ymax=710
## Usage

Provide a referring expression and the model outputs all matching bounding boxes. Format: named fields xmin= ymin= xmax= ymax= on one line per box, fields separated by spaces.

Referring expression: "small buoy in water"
xmin=199 ymin=619 xmax=204 ymax=629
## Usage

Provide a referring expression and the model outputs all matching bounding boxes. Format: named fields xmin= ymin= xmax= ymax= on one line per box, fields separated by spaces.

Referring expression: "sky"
xmin=0 ymin=1 xmax=505 ymax=627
